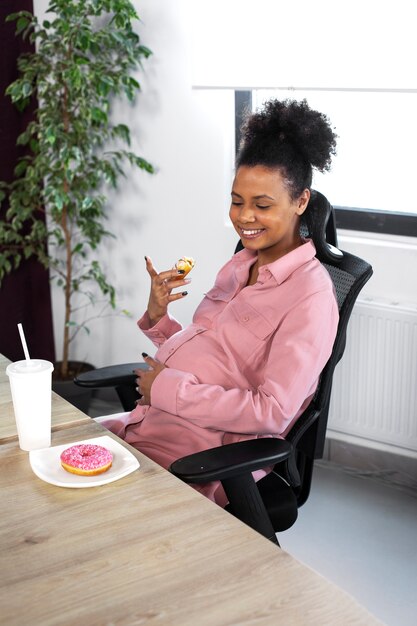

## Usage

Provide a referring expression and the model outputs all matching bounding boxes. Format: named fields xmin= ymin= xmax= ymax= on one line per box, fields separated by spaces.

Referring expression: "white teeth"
xmin=241 ymin=229 xmax=263 ymax=235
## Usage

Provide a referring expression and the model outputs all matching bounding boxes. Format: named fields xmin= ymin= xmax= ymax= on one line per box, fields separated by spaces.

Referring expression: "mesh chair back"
xmin=234 ymin=190 xmax=373 ymax=505
xmin=280 ymin=194 xmax=373 ymax=503
xmin=232 ymin=190 xmax=373 ymax=526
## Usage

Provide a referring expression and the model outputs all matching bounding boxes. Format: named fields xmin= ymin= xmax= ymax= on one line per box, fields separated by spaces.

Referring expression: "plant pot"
xmin=52 ymin=361 xmax=95 ymax=414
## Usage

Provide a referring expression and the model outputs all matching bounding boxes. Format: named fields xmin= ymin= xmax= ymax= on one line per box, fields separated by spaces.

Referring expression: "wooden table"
xmin=0 ymin=357 xmax=382 ymax=625
xmin=0 ymin=354 xmax=90 ymax=443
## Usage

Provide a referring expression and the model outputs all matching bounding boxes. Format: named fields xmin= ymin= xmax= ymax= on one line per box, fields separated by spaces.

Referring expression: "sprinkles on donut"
xmin=60 ymin=443 xmax=113 ymax=476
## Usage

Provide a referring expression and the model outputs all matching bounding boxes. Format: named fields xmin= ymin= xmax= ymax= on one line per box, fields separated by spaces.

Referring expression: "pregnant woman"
xmin=100 ymin=98 xmax=339 ymax=506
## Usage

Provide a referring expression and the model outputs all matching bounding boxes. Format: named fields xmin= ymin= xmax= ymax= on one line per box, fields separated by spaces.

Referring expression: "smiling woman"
xmin=97 ymin=99 xmax=339 ymax=508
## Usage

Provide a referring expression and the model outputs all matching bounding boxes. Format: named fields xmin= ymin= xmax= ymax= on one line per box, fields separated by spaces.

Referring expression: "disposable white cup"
xmin=6 ymin=359 xmax=54 ymax=451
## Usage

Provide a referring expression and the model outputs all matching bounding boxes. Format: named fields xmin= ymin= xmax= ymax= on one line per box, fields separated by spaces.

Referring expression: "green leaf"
xmin=54 ymin=191 xmax=65 ymax=210
xmin=16 ymin=16 xmax=30 ymax=34
xmin=131 ymin=155 xmax=154 ymax=173
xmin=16 ymin=130 xmax=30 ymax=146
xmin=74 ymin=55 xmax=89 ymax=66
xmin=6 ymin=11 xmax=33 ymax=23
xmin=5 ymin=13 xmax=20 ymax=23
xmin=128 ymin=77 xmax=140 ymax=90
xmin=81 ymin=197 xmax=93 ymax=209
xmin=45 ymin=128 xmax=56 ymax=145
xmin=72 ymin=242 xmax=84 ymax=254
xmin=113 ymin=124 xmax=131 ymax=145
xmin=22 ymin=82 xmax=32 ymax=98
xmin=14 ymin=159 xmax=29 ymax=177
xmin=91 ymin=107 xmax=108 ymax=123
xmin=15 ymin=98 xmax=30 ymax=113
xmin=89 ymin=40 xmax=100 ymax=55
xmin=138 ymin=45 xmax=153 ymax=58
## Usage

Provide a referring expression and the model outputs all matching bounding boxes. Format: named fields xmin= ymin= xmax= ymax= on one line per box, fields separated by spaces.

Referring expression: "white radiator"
xmin=328 ymin=298 xmax=417 ymax=455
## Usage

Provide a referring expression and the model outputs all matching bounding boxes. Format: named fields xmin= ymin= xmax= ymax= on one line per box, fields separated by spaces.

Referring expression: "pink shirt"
xmin=103 ymin=241 xmax=338 ymax=504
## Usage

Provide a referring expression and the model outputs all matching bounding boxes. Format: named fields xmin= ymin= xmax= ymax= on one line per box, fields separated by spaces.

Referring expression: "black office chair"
xmin=75 ymin=191 xmax=373 ymax=546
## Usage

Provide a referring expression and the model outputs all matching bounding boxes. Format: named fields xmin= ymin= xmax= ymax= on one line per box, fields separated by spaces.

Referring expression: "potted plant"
xmin=0 ymin=0 xmax=153 ymax=405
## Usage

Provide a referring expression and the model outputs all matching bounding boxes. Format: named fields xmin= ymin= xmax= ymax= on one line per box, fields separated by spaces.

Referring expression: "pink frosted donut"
xmin=60 ymin=443 xmax=113 ymax=476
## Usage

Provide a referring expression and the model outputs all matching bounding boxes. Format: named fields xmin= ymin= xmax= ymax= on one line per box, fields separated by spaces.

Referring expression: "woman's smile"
xmin=239 ymin=227 xmax=266 ymax=239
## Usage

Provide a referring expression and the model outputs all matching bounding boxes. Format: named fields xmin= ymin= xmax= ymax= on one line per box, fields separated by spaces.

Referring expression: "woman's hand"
xmin=135 ymin=354 xmax=166 ymax=406
xmin=145 ymin=256 xmax=190 ymax=326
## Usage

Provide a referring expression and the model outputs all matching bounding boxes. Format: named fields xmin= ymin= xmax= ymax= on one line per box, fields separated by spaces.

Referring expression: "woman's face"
xmin=229 ymin=165 xmax=310 ymax=264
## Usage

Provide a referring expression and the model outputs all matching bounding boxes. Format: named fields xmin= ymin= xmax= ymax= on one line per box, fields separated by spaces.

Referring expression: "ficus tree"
xmin=0 ymin=0 xmax=153 ymax=379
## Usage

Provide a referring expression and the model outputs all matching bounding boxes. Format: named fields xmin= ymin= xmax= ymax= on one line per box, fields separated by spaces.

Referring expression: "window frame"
xmin=235 ymin=91 xmax=417 ymax=237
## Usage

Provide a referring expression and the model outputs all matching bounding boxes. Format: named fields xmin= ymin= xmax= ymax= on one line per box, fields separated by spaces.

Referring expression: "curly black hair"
xmin=236 ymin=99 xmax=337 ymax=200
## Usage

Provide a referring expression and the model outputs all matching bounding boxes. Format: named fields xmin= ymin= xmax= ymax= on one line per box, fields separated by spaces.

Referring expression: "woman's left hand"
xmin=135 ymin=354 xmax=166 ymax=406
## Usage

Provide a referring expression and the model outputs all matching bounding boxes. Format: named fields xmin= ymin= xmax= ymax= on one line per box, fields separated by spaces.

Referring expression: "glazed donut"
xmin=174 ymin=256 xmax=195 ymax=279
xmin=60 ymin=443 xmax=113 ymax=476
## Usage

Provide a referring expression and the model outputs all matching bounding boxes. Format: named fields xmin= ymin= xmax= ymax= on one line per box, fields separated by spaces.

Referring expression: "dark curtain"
xmin=0 ymin=0 xmax=55 ymax=362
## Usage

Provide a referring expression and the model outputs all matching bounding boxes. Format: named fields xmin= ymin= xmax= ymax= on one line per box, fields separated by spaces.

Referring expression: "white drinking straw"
xmin=17 ymin=323 xmax=31 ymax=361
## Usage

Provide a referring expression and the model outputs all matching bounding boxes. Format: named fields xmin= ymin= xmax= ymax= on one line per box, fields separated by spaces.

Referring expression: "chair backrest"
xmin=235 ymin=190 xmax=373 ymax=506
xmin=281 ymin=191 xmax=373 ymax=505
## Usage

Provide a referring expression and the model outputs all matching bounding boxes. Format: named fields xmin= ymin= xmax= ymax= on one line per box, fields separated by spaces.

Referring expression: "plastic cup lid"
xmin=6 ymin=359 xmax=54 ymax=376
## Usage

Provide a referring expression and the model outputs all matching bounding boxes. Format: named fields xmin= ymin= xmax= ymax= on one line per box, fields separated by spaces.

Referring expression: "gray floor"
xmin=88 ymin=392 xmax=417 ymax=626
xmin=279 ymin=463 xmax=417 ymax=626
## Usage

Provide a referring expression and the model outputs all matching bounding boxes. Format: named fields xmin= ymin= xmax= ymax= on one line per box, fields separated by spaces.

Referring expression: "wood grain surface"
xmin=0 ymin=356 xmax=383 ymax=626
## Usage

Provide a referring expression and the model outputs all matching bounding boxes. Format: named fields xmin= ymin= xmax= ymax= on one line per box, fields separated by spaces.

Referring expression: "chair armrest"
xmin=74 ymin=362 xmax=147 ymax=388
xmin=170 ymin=438 xmax=292 ymax=483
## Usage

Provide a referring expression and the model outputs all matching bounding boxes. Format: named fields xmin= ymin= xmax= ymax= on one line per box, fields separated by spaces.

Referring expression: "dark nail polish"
xmin=142 ymin=352 xmax=149 ymax=358
xmin=182 ymin=291 xmax=188 ymax=296
xmin=177 ymin=269 xmax=185 ymax=274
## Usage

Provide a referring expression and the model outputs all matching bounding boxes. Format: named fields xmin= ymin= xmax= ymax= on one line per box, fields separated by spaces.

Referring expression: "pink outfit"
xmin=102 ymin=241 xmax=338 ymax=505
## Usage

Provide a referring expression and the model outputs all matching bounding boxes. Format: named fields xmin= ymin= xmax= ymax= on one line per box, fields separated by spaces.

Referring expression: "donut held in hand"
xmin=60 ymin=443 xmax=113 ymax=476
xmin=174 ymin=256 xmax=195 ymax=279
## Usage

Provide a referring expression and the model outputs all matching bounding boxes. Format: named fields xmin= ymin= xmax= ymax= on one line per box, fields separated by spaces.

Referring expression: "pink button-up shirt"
xmin=103 ymin=240 xmax=338 ymax=504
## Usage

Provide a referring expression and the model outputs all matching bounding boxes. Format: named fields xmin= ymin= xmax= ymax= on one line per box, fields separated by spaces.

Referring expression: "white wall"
xmin=188 ymin=0 xmax=417 ymax=90
xmin=338 ymin=232 xmax=417 ymax=306
xmin=33 ymin=0 xmax=417 ymax=370
xmin=33 ymin=0 xmax=237 ymax=366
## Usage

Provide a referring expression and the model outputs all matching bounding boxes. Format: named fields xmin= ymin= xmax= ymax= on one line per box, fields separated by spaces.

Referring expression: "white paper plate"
xmin=29 ymin=435 xmax=140 ymax=488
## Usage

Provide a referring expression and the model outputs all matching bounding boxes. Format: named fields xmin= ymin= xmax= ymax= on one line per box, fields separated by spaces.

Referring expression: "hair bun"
xmin=240 ymin=98 xmax=337 ymax=173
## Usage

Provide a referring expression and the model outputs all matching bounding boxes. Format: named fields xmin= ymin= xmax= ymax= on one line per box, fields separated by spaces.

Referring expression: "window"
xmin=236 ymin=90 xmax=417 ymax=236
xmin=187 ymin=0 xmax=417 ymax=236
